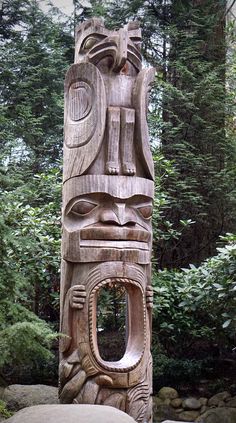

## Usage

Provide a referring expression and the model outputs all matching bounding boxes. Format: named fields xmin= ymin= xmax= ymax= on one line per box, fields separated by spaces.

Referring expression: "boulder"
xmin=4 ymin=405 xmax=136 ymax=423
xmin=158 ymin=387 xmax=178 ymax=400
xmin=208 ymin=391 xmax=231 ymax=406
xmin=199 ymin=397 xmax=208 ymax=406
xmin=153 ymin=396 xmax=164 ymax=408
xmin=178 ymin=410 xmax=200 ymax=421
xmin=226 ymin=396 xmax=236 ymax=407
xmin=171 ymin=398 xmax=182 ymax=408
xmin=201 ymin=405 xmax=208 ymax=414
xmin=182 ymin=398 xmax=201 ymax=410
xmin=218 ymin=400 xmax=225 ymax=407
xmin=196 ymin=407 xmax=236 ymax=423
xmin=153 ymin=403 xmax=178 ymax=422
xmin=175 ymin=408 xmax=184 ymax=413
xmin=2 ymin=385 xmax=58 ymax=411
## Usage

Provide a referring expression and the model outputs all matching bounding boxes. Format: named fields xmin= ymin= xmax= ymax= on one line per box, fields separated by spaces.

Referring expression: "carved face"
xmin=75 ymin=18 xmax=142 ymax=74
xmin=62 ymin=175 xmax=154 ymax=263
xmin=64 ymin=193 xmax=152 ymax=249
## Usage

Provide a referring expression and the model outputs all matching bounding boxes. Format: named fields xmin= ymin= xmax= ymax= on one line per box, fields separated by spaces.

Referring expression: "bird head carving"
xmin=75 ymin=18 xmax=142 ymax=74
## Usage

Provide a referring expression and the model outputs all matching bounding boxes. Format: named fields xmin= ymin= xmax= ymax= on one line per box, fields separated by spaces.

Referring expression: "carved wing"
xmin=133 ymin=68 xmax=155 ymax=181
xmin=63 ymin=62 xmax=106 ymax=182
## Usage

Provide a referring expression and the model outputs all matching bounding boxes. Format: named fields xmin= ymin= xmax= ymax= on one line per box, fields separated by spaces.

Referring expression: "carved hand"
xmin=69 ymin=285 xmax=86 ymax=309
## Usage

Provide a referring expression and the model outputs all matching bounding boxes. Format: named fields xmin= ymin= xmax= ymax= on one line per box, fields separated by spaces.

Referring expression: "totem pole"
xmin=59 ymin=18 xmax=155 ymax=423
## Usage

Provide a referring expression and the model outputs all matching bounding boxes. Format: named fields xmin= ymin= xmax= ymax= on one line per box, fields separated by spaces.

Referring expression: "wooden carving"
xmin=60 ymin=18 xmax=155 ymax=423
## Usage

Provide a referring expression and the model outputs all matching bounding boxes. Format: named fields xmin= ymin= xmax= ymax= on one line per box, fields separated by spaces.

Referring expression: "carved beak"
xmin=88 ymin=29 xmax=128 ymax=73
xmin=112 ymin=28 xmax=127 ymax=73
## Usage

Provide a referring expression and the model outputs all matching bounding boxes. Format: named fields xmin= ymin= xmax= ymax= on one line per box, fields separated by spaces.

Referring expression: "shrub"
xmin=152 ymin=235 xmax=236 ymax=356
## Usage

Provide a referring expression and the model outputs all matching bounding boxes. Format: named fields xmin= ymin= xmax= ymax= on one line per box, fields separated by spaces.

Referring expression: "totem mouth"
xmin=80 ymin=226 xmax=150 ymax=250
xmin=80 ymin=226 xmax=150 ymax=242
xmin=90 ymin=276 xmax=146 ymax=373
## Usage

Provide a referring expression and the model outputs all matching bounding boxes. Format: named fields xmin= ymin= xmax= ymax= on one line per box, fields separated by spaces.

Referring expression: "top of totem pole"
xmin=63 ymin=18 xmax=155 ymax=182
xmin=74 ymin=18 xmax=142 ymax=72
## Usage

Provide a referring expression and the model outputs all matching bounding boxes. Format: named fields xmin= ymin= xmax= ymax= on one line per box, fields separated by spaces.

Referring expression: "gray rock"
xmin=199 ymin=397 xmax=208 ymax=406
xmin=208 ymin=391 xmax=231 ymax=406
xmin=2 ymin=385 xmax=58 ymax=411
xmin=196 ymin=407 xmax=236 ymax=423
xmin=178 ymin=410 xmax=200 ymax=421
xmin=171 ymin=398 xmax=182 ymax=408
xmin=218 ymin=400 xmax=225 ymax=407
xmin=153 ymin=403 xmax=178 ymax=422
xmin=175 ymin=408 xmax=184 ymax=413
xmin=182 ymin=397 xmax=201 ymax=410
xmin=201 ymin=405 xmax=208 ymax=414
xmin=163 ymin=399 xmax=171 ymax=406
xmin=158 ymin=387 xmax=178 ymax=400
xmin=4 ymin=405 xmax=136 ymax=423
xmin=226 ymin=396 xmax=236 ymax=407
xmin=153 ymin=396 xmax=164 ymax=408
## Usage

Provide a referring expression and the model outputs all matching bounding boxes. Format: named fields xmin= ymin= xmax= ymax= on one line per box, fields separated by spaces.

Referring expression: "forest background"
xmin=0 ymin=0 xmax=236 ymax=394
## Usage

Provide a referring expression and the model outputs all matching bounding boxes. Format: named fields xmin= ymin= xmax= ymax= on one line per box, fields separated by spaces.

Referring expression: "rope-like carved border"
xmin=89 ymin=277 xmax=147 ymax=373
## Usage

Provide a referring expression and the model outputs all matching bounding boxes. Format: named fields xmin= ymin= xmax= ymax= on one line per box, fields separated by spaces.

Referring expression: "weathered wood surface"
xmin=60 ymin=17 xmax=155 ymax=423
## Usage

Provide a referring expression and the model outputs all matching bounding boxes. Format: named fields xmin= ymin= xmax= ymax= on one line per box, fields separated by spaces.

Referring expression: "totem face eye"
xmin=69 ymin=200 xmax=98 ymax=216
xmin=137 ymin=205 xmax=153 ymax=219
xmin=82 ymin=36 xmax=98 ymax=51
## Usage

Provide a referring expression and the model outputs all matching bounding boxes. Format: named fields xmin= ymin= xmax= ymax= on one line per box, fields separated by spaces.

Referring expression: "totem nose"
xmin=112 ymin=28 xmax=127 ymax=73
xmin=99 ymin=204 xmax=136 ymax=226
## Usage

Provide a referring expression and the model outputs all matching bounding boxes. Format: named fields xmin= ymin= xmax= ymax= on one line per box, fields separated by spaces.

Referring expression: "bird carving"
xmin=63 ymin=18 xmax=155 ymax=182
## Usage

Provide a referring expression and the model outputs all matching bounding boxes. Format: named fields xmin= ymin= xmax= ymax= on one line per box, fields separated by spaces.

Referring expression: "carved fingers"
xmin=69 ymin=285 xmax=86 ymax=309
xmin=60 ymin=369 xmax=86 ymax=403
xmin=146 ymin=286 xmax=153 ymax=309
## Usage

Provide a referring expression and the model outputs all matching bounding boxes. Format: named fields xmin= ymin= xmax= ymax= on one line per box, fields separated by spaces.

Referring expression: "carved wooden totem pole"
xmin=59 ymin=18 xmax=155 ymax=423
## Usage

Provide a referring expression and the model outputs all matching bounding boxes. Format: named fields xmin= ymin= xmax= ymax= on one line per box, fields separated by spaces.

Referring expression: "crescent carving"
xmin=63 ymin=62 xmax=106 ymax=182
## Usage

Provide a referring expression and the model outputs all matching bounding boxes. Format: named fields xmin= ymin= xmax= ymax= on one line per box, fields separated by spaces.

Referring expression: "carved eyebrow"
xmin=126 ymin=195 xmax=152 ymax=203
xmin=80 ymin=34 xmax=107 ymax=49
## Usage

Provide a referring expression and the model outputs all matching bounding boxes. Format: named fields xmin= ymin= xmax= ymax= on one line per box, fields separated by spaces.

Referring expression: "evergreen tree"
xmin=159 ymin=0 xmax=235 ymax=267
xmin=0 ymin=0 xmax=73 ymax=174
xmin=0 ymin=0 xmax=72 ymax=378
xmin=102 ymin=0 xmax=236 ymax=268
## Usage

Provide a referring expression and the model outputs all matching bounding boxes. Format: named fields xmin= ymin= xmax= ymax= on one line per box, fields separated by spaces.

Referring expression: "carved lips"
xmin=80 ymin=226 xmax=150 ymax=241
xmin=80 ymin=226 xmax=150 ymax=251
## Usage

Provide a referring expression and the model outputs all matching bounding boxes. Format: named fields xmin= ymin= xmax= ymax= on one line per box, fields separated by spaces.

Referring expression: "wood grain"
xmin=60 ymin=18 xmax=155 ymax=423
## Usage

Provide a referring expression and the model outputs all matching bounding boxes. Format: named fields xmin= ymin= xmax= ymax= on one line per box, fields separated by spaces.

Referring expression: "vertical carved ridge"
xmin=120 ymin=107 xmax=136 ymax=176
xmin=106 ymin=107 xmax=120 ymax=175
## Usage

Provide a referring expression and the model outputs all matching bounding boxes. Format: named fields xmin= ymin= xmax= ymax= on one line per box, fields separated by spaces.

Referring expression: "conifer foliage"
xmin=0 ymin=0 xmax=72 ymax=374
xmin=0 ymin=0 xmax=235 ymax=381
xmin=101 ymin=0 xmax=236 ymax=268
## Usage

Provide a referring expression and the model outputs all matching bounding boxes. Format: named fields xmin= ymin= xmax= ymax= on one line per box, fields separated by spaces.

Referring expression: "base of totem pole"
xmin=5 ymin=404 xmax=136 ymax=423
